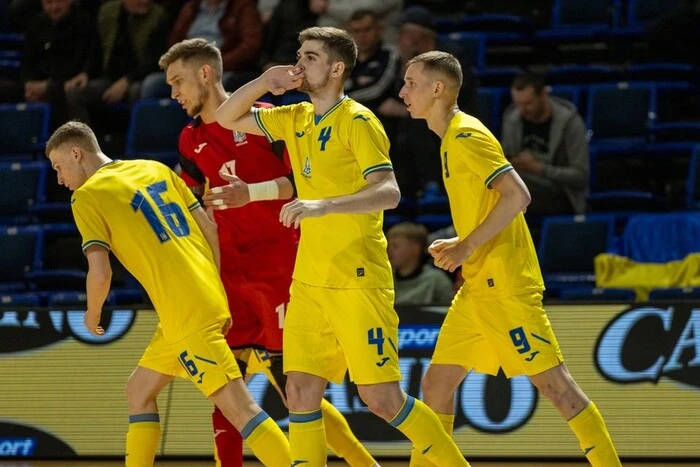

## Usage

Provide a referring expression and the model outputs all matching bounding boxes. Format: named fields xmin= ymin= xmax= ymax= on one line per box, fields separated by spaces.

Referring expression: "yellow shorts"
xmin=138 ymin=321 xmax=242 ymax=396
xmin=283 ymin=280 xmax=402 ymax=385
xmin=432 ymin=289 xmax=564 ymax=378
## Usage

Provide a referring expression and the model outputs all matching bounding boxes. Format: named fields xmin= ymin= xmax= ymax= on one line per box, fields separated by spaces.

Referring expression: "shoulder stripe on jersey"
xmin=484 ymin=164 xmax=513 ymax=187
xmin=82 ymin=240 xmax=110 ymax=252
xmin=253 ymin=110 xmax=275 ymax=142
xmin=187 ymin=201 xmax=201 ymax=211
xmin=363 ymin=162 xmax=393 ymax=177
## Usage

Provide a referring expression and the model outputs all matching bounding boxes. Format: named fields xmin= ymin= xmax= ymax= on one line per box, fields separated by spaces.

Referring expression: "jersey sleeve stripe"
xmin=81 ymin=240 xmax=110 ymax=252
xmin=253 ymin=110 xmax=275 ymax=142
xmin=187 ymin=201 xmax=201 ymax=212
xmin=362 ymin=162 xmax=393 ymax=177
xmin=484 ymin=164 xmax=513 ymax=187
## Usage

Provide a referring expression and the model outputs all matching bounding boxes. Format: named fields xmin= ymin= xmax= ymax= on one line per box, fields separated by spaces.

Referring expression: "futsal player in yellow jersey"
xmin=45 ymin=121 xmax=290 ymax=467
xmin=399 ymin=51 xmax=622 ymax=467
xmin=215 ymin=27 xmax=469 ymax=466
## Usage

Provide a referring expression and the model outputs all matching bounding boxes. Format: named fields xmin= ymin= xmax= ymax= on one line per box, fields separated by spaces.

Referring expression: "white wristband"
xmin=248 ymin=180 xmax=279 ymax=201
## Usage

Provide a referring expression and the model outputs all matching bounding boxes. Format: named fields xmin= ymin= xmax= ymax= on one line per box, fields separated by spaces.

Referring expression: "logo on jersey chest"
xmin=301 ymin=157 xmax=311 ymax=178
xmin=220 ymin=160 xmax=236 ymax=177
xmin=233 ymin=131 xmax=248 ymax=146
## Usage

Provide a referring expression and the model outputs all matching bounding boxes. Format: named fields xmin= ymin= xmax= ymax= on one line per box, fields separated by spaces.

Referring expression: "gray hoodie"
xmin=501 ymin=97 xmax=590 ymax=214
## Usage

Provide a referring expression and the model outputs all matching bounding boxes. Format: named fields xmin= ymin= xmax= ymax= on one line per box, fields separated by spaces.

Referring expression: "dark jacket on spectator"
xmin=260 ymin=0 xmax=318 ymax=67
xmin=21 ymin=5 xmax=99 ymax=95
xmin=98 ymin=0 xmax=169 ymax=82
xmin=170 ymin=0 xmax=263 ymax=71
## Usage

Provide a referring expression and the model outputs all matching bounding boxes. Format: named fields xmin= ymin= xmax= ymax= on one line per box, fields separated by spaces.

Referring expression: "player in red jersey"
xmin=159 ymin=39 xmax=379 ymax=467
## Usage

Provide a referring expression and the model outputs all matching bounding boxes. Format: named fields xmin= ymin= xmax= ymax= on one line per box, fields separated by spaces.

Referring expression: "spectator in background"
xmin=344 ymin=9 xmax=399 ymax=113
xmin=259 ymin=0 xmax=323 ymax=71
xmin=501 ymin=72 xmax=589 ymax=215
xmin=257 ymin=0 xmax=279 ymax=23
xmin=378 ymin=6 xmax=477 ymax=199
xmin=19 ymin=0 xmax=98 ymax=128
xmin=141 ymin=0 xmax=263 ymax=97
xmin=387 ymin=222 xmax=455 ymax=305
xmin=317 ymin=0 xmax=402 ymax=45
xmin=66 ymin=0 xmax=168 ymax=123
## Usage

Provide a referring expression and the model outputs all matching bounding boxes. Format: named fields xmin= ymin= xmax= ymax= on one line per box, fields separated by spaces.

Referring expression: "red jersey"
xmin=179 ymin=116 xmax=297 ymax=351
xmin=178 ymin=116 xmax=298 ymax=277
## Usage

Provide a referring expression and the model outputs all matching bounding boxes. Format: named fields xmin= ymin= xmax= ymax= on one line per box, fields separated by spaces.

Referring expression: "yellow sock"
xmin=390 ymin=396 xmax=469 ymax=466
xmin=289 ymin=409 xmax=327 ymax=466
xmin=242 ymin=411 xmax=290 ymax=467
xmin=409 ymin=412 xmax=455 ymax=467
xmin=125 ymin=413 xmax=160 ymax=467
xmin=321 ymin=398 xmax=376 ymax=466
xmin=568 ymin=402 xmax=622 ymax=467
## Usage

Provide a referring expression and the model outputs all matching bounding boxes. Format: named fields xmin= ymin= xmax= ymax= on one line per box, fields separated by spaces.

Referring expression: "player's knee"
xmin=125 ymin=376 xmax=153 ymax=410
xmin=358 ymin=385 xmax=404 ymax=421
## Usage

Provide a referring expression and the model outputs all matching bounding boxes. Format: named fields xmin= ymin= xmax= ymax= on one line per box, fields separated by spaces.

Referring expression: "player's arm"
xmin=215 ymin=65 xmax=304 ymax=134
xmin=279 ymin=169 xmax=400 ymax=228
xmin=191 ymin=206 xmax=221 ymax=272
xmin=203 ymin=172 xmax=295 ymax=209
xmin=84 ymin=245 xmax=112 ymax=336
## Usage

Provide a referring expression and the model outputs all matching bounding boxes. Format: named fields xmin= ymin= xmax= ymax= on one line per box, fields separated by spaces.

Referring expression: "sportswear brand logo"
xmin=197 ymin=372 xmax=205 ymax=384
xmin=194 ymin=142 xmax=208 ymax=153
xmin=70 ymin=198 xmax=76 ymax=204
xmin=302 ymin=157 xmax=311 ymax=178
xmin=354 ymin=115 xmax=370 ymax=122
xmin=214 ymin=429 xmax=226 ymax=438
xmin=525 ymin=351 xmax=539 ymax=362
xmin=421 ymin=444 xmax=433 ymax=455
xmin=487 ymin=278 xmax=494 ymax=287
xmin=376 ymin=357 xmax=390 ymax=367
xmin=583 ymin=446 xmax=595 ymax=455
xmin=291 ymin=460 xmax=309 ymax=466
xmin=295 ymin=131 xmax=305 ymax=138
xmin=456 ymin=132 xmax=472 ymax=139
xmin=356 ymin=268 xmax=365 ymax=277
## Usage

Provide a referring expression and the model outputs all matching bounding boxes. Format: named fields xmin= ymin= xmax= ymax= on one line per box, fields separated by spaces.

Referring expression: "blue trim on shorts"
xmin=289 ymin=409 xmax=323 ymax=424
xmin=241 ymin=411 xmax=270 ymax=439
xmin=129 ymin=413 xmax=160 ymax=424
xmin=389 ymin=395 xmax=415 ymax=428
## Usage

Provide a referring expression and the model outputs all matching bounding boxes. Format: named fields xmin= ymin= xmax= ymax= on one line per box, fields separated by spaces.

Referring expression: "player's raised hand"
xmin=203 ymin=168 xmax=251 ymax=209
xmin=280 ymin=198 xmax=328 ymax=228
xmin=262 ymin=65 xmax=304 ymax=95
xmin=84 ymin=310 xmax=104 ymax=336
xmin=428 ymin=237 xmax=459 ymax=258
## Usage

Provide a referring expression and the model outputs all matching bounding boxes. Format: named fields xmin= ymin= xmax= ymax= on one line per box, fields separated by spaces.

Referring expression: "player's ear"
xmin=332 ymin=61 xmax=345 ymax=78
xmin=71 ymin=146 xmax=82 ymax=162
xmin=434 ymin=79 xmax=445 ymax=97
xmin=200 ymin=64 xmax=211 ymax=82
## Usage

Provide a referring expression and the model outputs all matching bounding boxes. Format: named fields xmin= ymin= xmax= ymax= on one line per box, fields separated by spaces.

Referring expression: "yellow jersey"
xmin=254 ymin=97 xmax=393 ymax=289
xmin=441 ymin=112 xmax=544 ymax=297
xmin=71 ymin=159 xmax=230 ymax=341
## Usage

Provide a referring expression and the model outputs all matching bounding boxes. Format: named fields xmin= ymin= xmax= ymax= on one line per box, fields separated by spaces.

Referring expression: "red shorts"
xmin=221 ymin=267 xmax=292 ymax=353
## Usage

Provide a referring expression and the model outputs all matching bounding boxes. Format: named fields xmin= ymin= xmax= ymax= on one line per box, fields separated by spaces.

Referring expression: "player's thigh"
xmin=323 ymin=287 xmax=402 ymax=385
xmin=126 ymin=366 xmax=174 ymax=406
xmin=283 ymin=281 xmax=346 ymax=383
xmin=177 ymin=321 xmax=243 ymax=397
xmin=480 ymin=291 xmax=564 ymax=378
xmin=431 ymin=290 xmax=500 ymax=376
xmin=138 ymin=323 xmax=186 ymax=378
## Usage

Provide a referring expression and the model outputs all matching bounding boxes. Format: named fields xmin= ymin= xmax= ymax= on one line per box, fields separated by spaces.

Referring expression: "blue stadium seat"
xmin=0 ymin=103 xmax=50 ymax=158
xmin=551 ymin=0 xmax=620 ymax=29
xmin=47 ymin=291 xmax=88 ymax=306
xmin=559 ymin=286 xmax=636 ymax=301
xmin=125 ymin=99 xmax=191 ymax=167
xmin=548 ymin=85 xmax=583 ymax=110
xmin=649 ymin=287 xmax=700 ymax=300
xmin=441 ymin=33 xmax=486 ymax=69
xmin=0 ymin=225 xmax=43 ymax=289
xmin=27 ymin=223 xmax=86 ymax=290
xmin=687 ymin=148 xmax=700 ymax=210
xmin=0 ymin=161 xmax=45 ymax=223
xmin=547 ymin=65 xmax=620 ymax=85
xmin=0 ymin=293 xmax=41 ymax=306
xmin=586 ymin=82 xmax=653 ymax=148
xmin=475 ymin=87 xmax=506 ymax=134
xmin=621 ymin=213 xmax=700 ymax=262
xmin=627 ymin=0 xmax=685 ymax=29
xmin=538 ymin=214 xmax=616 ymax=289
xmin=588 ymin=190 xmax=668 ymax=212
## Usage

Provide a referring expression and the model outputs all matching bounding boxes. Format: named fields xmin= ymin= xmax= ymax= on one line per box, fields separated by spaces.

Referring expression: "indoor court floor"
xmin=1 ymin=461 xmax=698 ymax=466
